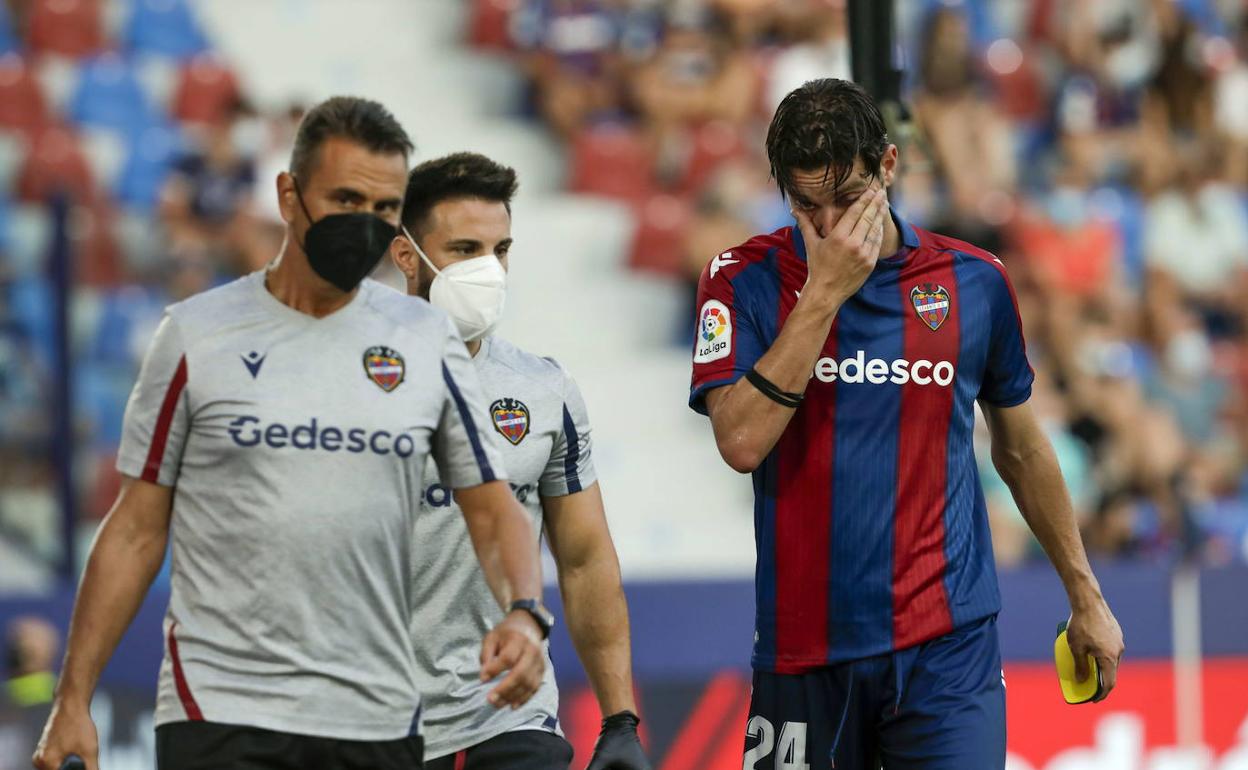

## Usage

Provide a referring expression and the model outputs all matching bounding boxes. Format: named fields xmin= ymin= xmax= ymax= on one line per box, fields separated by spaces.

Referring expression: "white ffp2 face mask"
xmin=403 ymin=226 xmax=507 ymax=342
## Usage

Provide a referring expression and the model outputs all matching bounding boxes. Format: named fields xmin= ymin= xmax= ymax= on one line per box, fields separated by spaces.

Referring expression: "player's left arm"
xmin=982 ymin=400 xmax=1125 ymax=700
xmin=543 ymin=484 xmax=636 ymax=715
xmin=542 ymin=364 xmax=650 ymax=769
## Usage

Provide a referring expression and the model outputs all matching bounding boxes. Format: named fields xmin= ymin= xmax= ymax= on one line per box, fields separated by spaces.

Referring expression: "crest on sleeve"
xmin=363 ymin=346 xmax=405 ymax=392
xmin=694 ymin=299 xmax=733 ymax=363
xmin=910 ymin=284 xmax=951 ymax=331
xmin=490 ymin=398 xmax=530 ymax=445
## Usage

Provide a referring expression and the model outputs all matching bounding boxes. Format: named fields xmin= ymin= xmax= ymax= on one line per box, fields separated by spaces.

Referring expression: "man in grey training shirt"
xmin=389 ymin=153 xmax=649 ymax=770
xmin=33 ymin=99 xmax=548 ymax=770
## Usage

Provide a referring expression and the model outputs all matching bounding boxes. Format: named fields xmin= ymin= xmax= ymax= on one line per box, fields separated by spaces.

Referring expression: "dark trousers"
xmin=424 ymin=729 xmax=573 ymax=770
xmin=156 ymin=721 xmax=424 ymax=770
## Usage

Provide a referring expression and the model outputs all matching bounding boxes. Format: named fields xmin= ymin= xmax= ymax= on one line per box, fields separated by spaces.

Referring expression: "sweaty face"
xmin=784 ymin=146 xmax=897 ymax=238
xmin=281 ymin=136 xmax=408 ymax=243
xmin=413 ymin=197 xmax=512 ymax=299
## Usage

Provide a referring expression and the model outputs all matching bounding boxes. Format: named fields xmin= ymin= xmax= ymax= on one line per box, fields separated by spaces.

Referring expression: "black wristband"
xmin=602 ymin=710 xmax=641 ymax=730
xmin=745 ymin=368 xmax=804 ymax=408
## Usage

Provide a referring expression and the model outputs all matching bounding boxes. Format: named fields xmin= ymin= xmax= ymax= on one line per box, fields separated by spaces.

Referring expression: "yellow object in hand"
xmin=1055 ymin=619 xmax=1103 ymax=704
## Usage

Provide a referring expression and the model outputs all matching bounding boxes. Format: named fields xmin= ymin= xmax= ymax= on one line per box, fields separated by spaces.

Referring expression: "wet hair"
xmin=765 ymin=78 xmax=889 ymax=199
xmin=288 ymin=96 xmax=413 ymax=181
xmin=399 ymin=152 xmax=519 ymax=236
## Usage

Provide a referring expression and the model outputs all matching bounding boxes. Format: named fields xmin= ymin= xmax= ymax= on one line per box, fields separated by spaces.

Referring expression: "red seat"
xmin=0 ymin=54 xmax=53 ymax=136
xmin=172 ymin=54 xmax=241 ymax=125
xmin=15 ymin=125 xmax=95 ymax=204
xmin=28 ymin=0 xmax=104 ymax=58
xmin=680 ymin=120 xmax=746 ymax=194
xmin=72 ymin=197 xmax=123 ymax=286
xmin=468 ymin=0 xmax=519 ymax=50
xmin=568 ymin=126 xmax=656 ymax=202
xmin=628 ymin=192 xmax=693 ymax=276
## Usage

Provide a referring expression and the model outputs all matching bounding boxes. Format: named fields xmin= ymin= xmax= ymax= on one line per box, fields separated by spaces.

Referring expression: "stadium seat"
xmin=0 ymin=55 xmax=54 ymax=136
xmin=568 ymin=125 xmax=656 ymax=202
xmin=27 ymin=0 xmax=105 ymax=59
xmin=14 ymin=125 xmax=95 ymax=204
xmin=120 ymin=0 xmax=208 ymax=59
xmin=467 ymin=0 xmax=519 ymax=51
xmin=6 ymin=204 xmax=53 ymax=277
xmin=680 ymin=120 xmax=746 ymax=195
xmin=67 ymin=54 xmax=157 ymax=135
xmin=113 ymin=121 xmax=182 ymax=212
xmin=0 ymin=2 xmax=17 ymax=55
xmin=628 ymin=191 xmax=693 ymax=276
xmin=171 ymin=54 xmax=240 ymax=125
xmin=72 ymin=197 xmax=123 ymax=286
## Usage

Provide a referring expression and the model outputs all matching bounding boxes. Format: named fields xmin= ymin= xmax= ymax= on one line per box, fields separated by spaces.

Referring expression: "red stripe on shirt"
xmin=142 ymin=355 xmax=188 ymax=483
xmin=772 ymin=265 xmax=835 ymax=666
xmin=167 ymin=621 xmax=203 ymax=721
xmin=892 ymin=251 xmax=957 ymax=648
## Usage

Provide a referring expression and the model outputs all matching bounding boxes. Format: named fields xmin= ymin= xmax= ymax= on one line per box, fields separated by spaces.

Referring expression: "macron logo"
xmin=710 ymin=252 xmax=739 ymax=278
xmin=242 ymin=351 xmax=266 ymax=379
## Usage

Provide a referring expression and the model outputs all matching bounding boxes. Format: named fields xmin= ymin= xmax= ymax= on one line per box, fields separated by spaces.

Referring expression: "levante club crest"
xmin=490 ymin=398 xmax=530 ymax=445
xmin=363 ymin=346 xmax=405 ymax=392
xmin=910 ymin=284 xmax=951 ymax=331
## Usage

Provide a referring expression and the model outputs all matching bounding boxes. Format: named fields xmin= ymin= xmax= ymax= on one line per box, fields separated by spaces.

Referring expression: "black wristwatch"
xmin=508 ymin=599 xmax=555 ymax=640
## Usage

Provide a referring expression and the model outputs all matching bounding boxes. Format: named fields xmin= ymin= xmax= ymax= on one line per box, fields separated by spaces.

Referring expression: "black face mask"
xmin=293 ymin=180 xmax=395 ymax=293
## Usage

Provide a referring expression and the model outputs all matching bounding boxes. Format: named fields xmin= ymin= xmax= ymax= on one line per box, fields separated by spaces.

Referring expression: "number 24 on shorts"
xmin=744 ymin=716 xmax=810 ymax=770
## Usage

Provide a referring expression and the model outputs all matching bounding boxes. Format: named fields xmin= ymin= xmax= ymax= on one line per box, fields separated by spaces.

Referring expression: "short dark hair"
xmin=289 ymin=96 xmax=414 ymax=181
xmin=765 ymin=78 xmax=889 ymax=199
xmin=399 ymin=152 xmax=519 ymax=236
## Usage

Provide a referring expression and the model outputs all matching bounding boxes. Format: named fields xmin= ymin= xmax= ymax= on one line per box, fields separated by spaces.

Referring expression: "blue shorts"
xmin=743 ymin=615 xmax=1006 ymax=770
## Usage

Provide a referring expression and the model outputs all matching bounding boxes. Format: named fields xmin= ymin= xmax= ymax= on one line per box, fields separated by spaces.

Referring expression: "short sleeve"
xmin=433 ymin=319 xmax=508 ymax=489
xmin=539 ymin=364 xmax=597 ymax=497
xmin=978 ymin=264 xmax=1034 ymax=407
xmin=688 ymin=256 xmax=765 ymax=415
xmin=116 ymin=313 xmax=191 ymax=486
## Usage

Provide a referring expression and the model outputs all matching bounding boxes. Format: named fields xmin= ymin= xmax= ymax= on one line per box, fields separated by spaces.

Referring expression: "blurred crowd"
xmin=0 ymin=0 xmax=300 ymax=577
xmin=475 ymin=0 xmax=1248 ymax=567
xmin=0 ymin=0 xmax=1245 ymax=580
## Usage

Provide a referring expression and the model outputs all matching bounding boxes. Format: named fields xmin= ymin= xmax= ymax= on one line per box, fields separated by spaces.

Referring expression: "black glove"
xmin=585 ymin=711 xmax=651 ymax=770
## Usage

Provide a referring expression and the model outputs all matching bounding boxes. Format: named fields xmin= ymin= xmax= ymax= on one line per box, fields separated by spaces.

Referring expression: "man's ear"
xmin=390 ymin=233 xmax=418 ymax=281
xmin=881 ymin=144 xmax=899 ymax=187
xmin=276 ymin=171 xmax=298 ymax=226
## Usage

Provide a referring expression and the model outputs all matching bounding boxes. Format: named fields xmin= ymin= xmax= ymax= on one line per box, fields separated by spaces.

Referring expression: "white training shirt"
xmin=116 ymin=271 xmax=507 ymax=741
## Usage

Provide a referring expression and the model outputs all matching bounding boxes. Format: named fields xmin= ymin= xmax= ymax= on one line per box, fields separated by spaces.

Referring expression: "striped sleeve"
xmin=116 ymin=313 xmax=191 ymax=486
xmin=539 ymin=364 xmax=596 ymax=497
xmin=689 ymin=254 xmax=764 ymax=416
xmin=978 ymin=260 xmax=1034 ymax=407
xmin=433 ymin=318 xmax=507 ymax=489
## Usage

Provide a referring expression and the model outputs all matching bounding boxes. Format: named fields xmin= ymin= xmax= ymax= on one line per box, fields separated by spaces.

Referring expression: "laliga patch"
xmin=363 ymin=345 xmax=405 ymax=392
xmin=910 ymin=283 xmax=951 ymax=331
xmin=490 ymin=398 xmax=530 ymax=445
xmin=694 ymin=300 xmax=732 ymax=363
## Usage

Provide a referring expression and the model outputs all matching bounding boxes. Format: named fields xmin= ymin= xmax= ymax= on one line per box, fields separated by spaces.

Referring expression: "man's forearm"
xmin=709 ymin=288 xmax=842 ymax=470
xmin=560 ymin=561 xmax=636 ymax=715
xmin=460 ymin=484 xmax=542 ymax=608
xmin=994 ymin=439 xmax=1102 ymax=606
xmin=58 ymin=514 xmax=168 ymax=703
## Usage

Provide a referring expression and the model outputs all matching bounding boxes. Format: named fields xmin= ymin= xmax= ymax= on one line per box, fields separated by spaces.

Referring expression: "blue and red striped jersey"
xmin=689 ymin=212 xmax=1034 ymax=672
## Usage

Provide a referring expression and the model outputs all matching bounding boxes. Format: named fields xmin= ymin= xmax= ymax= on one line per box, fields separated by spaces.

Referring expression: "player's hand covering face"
xmin=478 ymin=610 xmax=546 ymax=709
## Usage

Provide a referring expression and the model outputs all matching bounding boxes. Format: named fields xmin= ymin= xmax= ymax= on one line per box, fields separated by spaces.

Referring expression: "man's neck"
xmin=877 ymin=214 xmax=902 ymax=261
xmin=266 ymin=240 xmax=357 ymax=318
xmin=466 ymin=339 xmax=483 ymax=357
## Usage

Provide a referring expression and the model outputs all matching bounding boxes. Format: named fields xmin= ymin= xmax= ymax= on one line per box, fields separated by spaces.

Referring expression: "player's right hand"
xmin=795 ymin=186 xmax=887 ymax=304
xmin=32 ymin=698 xmax=99 ymax=770
xmin=479 ymin=610 xmax=546 ymax=709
